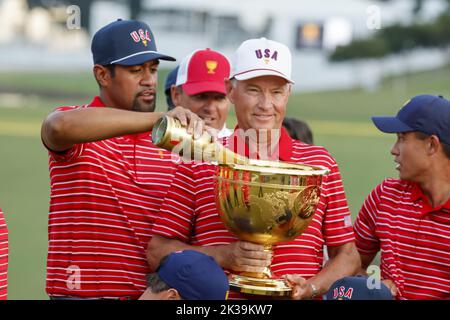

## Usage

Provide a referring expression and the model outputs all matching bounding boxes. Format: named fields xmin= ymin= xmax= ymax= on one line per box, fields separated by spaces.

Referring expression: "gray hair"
xmin=146 ymin=273 xmax=171 ymax=293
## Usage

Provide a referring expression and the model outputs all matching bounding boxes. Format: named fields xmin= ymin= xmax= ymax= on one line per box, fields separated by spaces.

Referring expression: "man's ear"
xmin=225 ymin=78 xmax=235 ymax=104
xmin=428 ymin=135 xmax=441 ymax=155
xmin=165 ymin=288 xmax=182 ymax=300
xmin=93 ymin=65 xmax=110 ymax=87
xmin=287 ymin=83 xmax=292 ymax=97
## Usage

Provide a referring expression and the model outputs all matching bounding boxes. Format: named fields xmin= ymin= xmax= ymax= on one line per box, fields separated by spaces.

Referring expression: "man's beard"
xmin=132 ymin=93 xmax=157 ymax=112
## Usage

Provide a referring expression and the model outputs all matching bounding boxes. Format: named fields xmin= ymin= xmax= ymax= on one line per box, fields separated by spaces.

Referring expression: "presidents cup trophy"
xmin=152 ymin=116 xmax=329 ymax=297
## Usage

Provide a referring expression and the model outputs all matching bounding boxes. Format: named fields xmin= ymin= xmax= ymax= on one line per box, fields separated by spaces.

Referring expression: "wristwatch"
xmin=309 ymin=283 xmax=319 ymax=299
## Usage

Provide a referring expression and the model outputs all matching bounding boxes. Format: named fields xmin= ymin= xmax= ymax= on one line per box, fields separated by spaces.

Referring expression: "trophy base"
xmin=229 ymin=274 xmax=292 ymax=297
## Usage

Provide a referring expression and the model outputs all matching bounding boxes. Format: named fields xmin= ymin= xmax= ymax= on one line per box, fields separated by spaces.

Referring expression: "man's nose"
xmin=203 ymin=97 xmax=220 ymax=111
xmin=390 ymin=142 xmax=398 ymax=156
xmin=141 ymin=68 xmax=157 ymax=87
xmin=258 ymin=93 xmax=274 ymax=110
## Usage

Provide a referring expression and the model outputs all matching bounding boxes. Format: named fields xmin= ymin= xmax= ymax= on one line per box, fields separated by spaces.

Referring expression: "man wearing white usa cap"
xmin=149 ymin=38 xmax=359 ymax=300
xmin=231 ymin=37 xmax=293 ymax=82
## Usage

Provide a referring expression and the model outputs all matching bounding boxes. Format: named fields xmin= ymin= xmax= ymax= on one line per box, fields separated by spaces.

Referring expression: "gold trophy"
xmin=152 ymin=116 xmax=329 ymax=297
xmin=215 ymin=161 xmax=328 ymax=297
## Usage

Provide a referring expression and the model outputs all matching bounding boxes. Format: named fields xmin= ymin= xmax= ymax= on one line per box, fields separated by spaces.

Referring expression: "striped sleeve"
xmin=322 ymin=159 xmax=355 ymax=246
xmin=152 ymin=163 xmax=197 ymax=242
xmin=48 ymin=144 xmax=85 ymax=163
xmin=0 ymin=209 xmax=8 ymax=300
xmin=43 ymin=106 xmax=86 ymax=163
xmin=353 ymin=181 xmax=383 ymax=255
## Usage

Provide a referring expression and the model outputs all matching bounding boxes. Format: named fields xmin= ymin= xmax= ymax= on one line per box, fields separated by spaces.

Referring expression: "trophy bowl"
xmin=215 ymin=159 xmax=329 ymax=297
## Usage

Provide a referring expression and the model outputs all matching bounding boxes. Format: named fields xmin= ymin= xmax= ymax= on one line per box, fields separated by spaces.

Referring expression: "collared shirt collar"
xmin=228 ymin=126 xmax=293 ymax=161
xmin=410 ymin=182 xmax=422 ymax=202
xmin=410 ymin=182 xmax=450 ymax=212
xmin=218 ymin=125 xmax=233 ymax=139
xmin=88 ymin=96 xmax=106 ymax=107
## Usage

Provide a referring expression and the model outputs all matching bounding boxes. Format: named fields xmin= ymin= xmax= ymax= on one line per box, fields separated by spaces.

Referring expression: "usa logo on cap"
xmin=255 ymin=49 xmax=278 ymax=65
xmin=130 ymin=29 xmax=152 ymax=46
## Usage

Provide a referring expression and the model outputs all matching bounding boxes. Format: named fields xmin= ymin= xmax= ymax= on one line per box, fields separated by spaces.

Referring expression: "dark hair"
xmin=166 ymin=85 xmax=182 ymax=111
xmin=95 ymin=64 xmax=116 ymax=87
xmin=444 ymin=144 xmax=450 ymax=158
xmin=415 ymin=132 xmax=450 ymax=159
xmin=104 ymin=64 xmax=116 ymax=77
xmin=165 ymin=88 xmax=175 ymax=110
xmin=282 ymin=117 xmax=314 ymax=144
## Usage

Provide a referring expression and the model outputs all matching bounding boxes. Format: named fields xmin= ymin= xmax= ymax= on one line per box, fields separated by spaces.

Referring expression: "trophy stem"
xmin=228 ymin=243 xmax=292 ymax=297
xmin=262 ymin=244 xmax=273 ymax=278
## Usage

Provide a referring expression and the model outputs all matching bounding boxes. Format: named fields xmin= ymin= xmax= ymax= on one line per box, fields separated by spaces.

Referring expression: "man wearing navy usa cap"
xmin=139 ymin=250 xmax=229 ymax=300
xmin=41 ymin=19 xmax=206 ymax=300
xmin=354 ymin=94 xmax=450 ymax=299
xmin=326 ymin=276 xmax=393 ymax=300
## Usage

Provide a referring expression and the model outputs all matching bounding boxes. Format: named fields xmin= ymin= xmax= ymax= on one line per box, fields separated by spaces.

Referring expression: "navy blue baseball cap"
xmin=326 ymin=276 xmax=393 ymax=300
xmin=165 ymin=66 xmax=179 ymax=110
xmin=157 ymin=250 xmax=229 ymax=300
xmin=91 ymin=19 xmax=175 ymax=66
xmin=372 ymin=94 xmax=450 ymax=145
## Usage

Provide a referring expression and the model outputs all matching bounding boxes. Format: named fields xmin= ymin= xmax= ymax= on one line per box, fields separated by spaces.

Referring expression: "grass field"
xmin=1 ymin=66 xmax=449 ymax=299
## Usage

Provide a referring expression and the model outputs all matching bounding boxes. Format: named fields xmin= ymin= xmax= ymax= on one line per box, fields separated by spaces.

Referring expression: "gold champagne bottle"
xmin=151 ymin=115 xmax=248 ymax=165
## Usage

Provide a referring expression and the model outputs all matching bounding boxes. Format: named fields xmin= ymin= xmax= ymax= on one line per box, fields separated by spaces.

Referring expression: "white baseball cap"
xmin=230 ymin=37 xmax=294 ymax=84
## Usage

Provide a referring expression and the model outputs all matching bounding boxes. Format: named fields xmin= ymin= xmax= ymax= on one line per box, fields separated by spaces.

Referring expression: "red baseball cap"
xmin=175 ymin=48 xmax=230 ymax=96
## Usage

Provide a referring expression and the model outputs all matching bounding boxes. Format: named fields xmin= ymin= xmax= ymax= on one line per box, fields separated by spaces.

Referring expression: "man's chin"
xmin=250 ymin=126 xmax=280 ymax=133
xmin=203 ymin=120 xmax=221 ymax=130
xmin=133 ymin=101 xmax=156 ymax=113
xmin=142 ymin=104 xmax=156 ymax=112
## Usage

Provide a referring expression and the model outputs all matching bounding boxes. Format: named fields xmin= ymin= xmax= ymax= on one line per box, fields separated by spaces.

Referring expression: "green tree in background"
xmin=330 ymin=0 xmax=450 ymax=62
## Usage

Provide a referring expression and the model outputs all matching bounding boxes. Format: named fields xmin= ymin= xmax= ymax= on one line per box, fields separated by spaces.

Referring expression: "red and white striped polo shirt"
xmin=354 ymin=178 xmax=450 ymax=300
xmin=152 ymin=128 xmax=355 ymax=297
xmin=45 ymin=97 xmax=180 ymax=299
xmin=0 ymin=208 xmax=7 ymax=300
